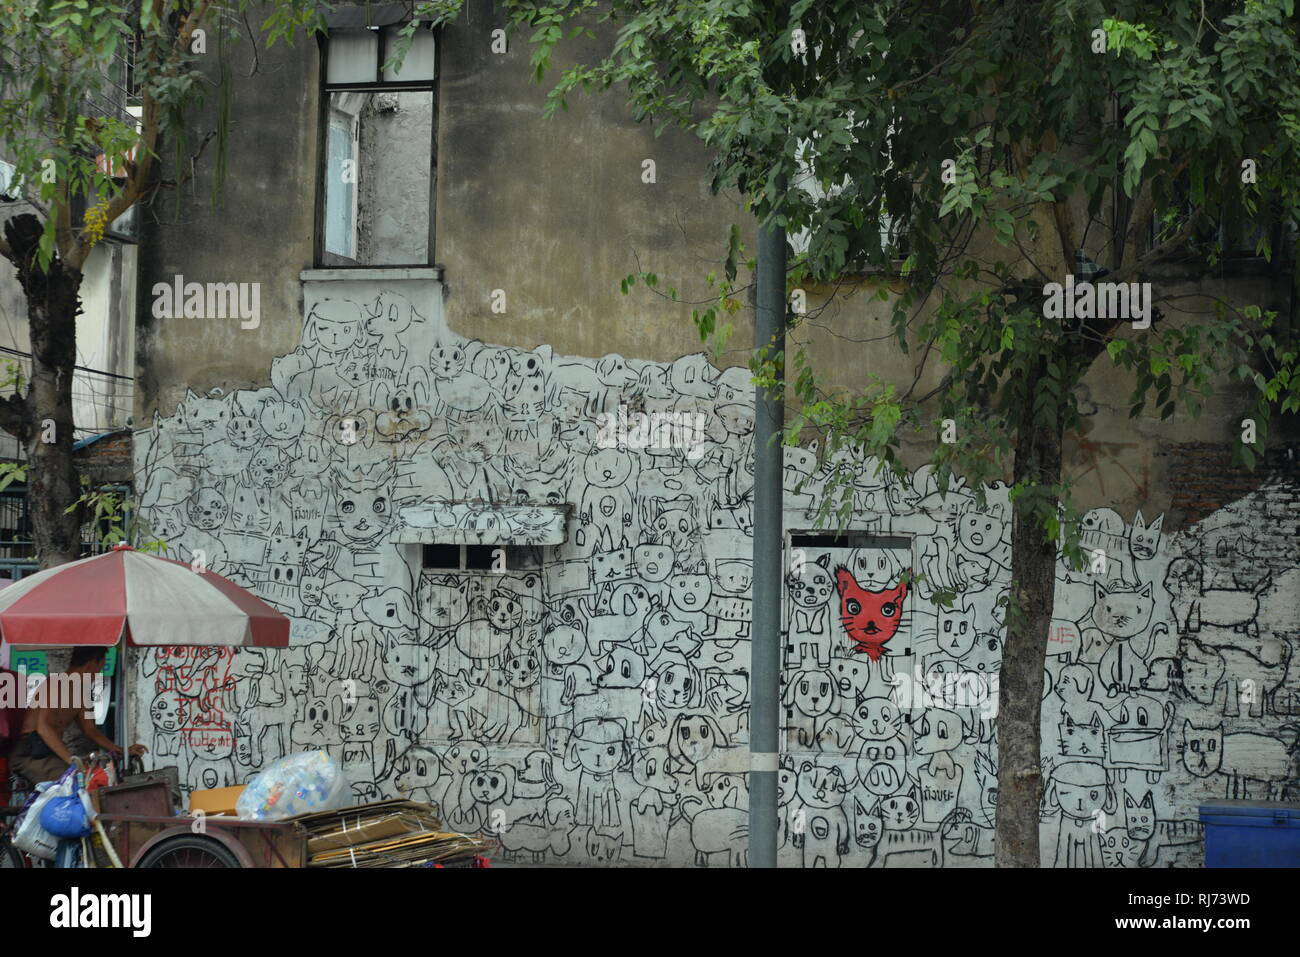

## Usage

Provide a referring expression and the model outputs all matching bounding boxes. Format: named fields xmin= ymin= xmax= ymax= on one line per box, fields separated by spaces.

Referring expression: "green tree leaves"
xmin=0 ymin=0 xmax=333 ymax=272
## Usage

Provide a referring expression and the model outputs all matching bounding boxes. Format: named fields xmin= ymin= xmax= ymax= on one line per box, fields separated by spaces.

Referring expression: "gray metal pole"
xmin=749 ymin=182 xmax=786 ymax=868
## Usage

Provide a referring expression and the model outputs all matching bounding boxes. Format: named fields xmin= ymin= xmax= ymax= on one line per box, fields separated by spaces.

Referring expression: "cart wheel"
xmin=1 ymin=843 xmax=25 ymax=868
xmin=136 ymin=835 xmax=242 ymax=868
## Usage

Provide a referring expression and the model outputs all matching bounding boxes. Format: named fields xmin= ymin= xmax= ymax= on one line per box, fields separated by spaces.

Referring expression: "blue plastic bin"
xmin=1200 ymin=800 xmax=1300 ymax=867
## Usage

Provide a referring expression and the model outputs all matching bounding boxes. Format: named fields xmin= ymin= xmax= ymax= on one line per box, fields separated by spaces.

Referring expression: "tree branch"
xmin=67 ymin=0 xmax=200 ymax=270
xmin=179 ymin=0 xmax=214 ymax=50
xmin=1109 ymin=204 xmax=1203 ymax=286
xmin=1068 ymin=206 xmax=1205 ymax=364
xmin=1118 ymin=154 xmax=1191 ymax=272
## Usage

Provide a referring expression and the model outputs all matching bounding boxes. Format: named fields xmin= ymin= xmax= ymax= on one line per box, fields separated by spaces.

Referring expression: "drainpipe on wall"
xmin=749 ymin=176 xmax=786 ymax=868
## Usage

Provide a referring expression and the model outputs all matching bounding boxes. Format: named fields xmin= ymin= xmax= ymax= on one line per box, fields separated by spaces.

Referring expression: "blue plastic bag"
xmin=40 ymin=772 xmax=92 ymax=838
xmin=41 ymin=793 xmax=90 ymax=838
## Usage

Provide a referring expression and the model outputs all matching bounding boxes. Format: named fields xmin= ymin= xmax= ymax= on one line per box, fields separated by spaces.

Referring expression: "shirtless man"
xmin=9 ymin=647 xmax=146 ymax=785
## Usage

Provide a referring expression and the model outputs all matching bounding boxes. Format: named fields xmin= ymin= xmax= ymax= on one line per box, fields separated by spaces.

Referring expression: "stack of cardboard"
xmin=290 ymin=800 xmax=486 ymax=868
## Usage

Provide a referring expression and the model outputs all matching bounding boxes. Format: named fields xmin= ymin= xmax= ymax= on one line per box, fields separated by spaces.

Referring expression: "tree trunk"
xmin=994 ymin=354 xmax=1064 ymax=867
xmin=3 ymin=214 xmax=85 ymax=569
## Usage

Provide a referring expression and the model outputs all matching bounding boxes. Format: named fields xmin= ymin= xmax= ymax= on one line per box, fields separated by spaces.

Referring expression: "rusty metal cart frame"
xmin=85 ymin=776 xmax=305 ymax=867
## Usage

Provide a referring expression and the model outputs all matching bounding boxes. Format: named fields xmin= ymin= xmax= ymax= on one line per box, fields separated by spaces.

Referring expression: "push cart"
xmin=86 ymin=777 xmax=489 ymax=868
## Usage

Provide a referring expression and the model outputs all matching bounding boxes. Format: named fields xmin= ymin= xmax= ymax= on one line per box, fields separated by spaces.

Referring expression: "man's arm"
xmin=74 ymin=711 xmax=148 ymax=759
xmin=76 ymin=710 xmax=120 ymax=753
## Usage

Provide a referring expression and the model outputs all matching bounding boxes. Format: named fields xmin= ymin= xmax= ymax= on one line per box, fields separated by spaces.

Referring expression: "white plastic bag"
xmin=236 ymin=751 xmax=347 ymax=821
xmin=14 ymin=769 xmax=74 ymax=860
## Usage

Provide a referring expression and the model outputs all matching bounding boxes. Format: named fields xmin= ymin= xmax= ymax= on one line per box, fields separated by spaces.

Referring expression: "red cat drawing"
xmin=834 ymin=566 xmax=910 ymax=661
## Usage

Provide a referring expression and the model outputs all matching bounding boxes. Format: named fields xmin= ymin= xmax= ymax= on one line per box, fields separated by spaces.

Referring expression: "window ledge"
xmin=798 ymin=260 xmax=910 ymax=288
xmin=393 ymin=501 xmax=570 ymax=546
xmin=846 ymin=260 xmax=909 ymax=278
xmin=301 ymin=266 xmax=443 ymax=283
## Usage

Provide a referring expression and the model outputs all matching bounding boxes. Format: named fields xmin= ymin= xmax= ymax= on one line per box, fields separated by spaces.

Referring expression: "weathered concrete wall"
xmin=128 ymin=279 xmax=1300 ymax=866
xmin=132 ymin=22 xmax=318 ymax=419
xmin=360 ymin=92 xmax=433 ymax=264
xmin=76 ymin=242 xmax=138 ymax=434
xmin=435 ymin=3 xmax=749 ymax=366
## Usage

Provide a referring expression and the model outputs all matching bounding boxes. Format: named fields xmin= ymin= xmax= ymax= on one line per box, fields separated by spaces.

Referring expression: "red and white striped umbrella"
xmin=0 ymin=545 xmax=289 ymax=648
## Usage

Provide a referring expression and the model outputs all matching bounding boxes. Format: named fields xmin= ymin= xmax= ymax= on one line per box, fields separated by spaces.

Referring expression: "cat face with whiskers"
xmin=1091 ymin=580 xmax=1154 ymax=639
xmin=834 ymin=566 xmax=909 ymax=661
xmin=1180 ymin=720 xmax=1223 ymax=777
xmin=853 ymin=797 xmax=883 ymax=848
xmin=1129 ymin=512 xmax=1163 ymax=560
xmin=331 ymin=481 xmax=392 ymax=543
xmin=1124 ymin=790 xmax=1156 ymax=840
xmin=1101 ymin=827 xmax=1145 ymax=868
xmin=879 ymin=787 xmax=921 ymax=830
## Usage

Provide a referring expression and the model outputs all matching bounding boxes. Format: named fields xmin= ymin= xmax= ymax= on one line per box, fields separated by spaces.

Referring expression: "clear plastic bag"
xmin=236 ymin=750 xmax=347 ymax=821
xmin=14 ymin=769 xmax=75 ymax=860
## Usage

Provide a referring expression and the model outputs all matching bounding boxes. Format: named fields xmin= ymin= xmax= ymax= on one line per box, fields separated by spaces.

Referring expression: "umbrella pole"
xmin=120 ymin=639 xmax=129 ymax=757
xmin=116 ymin=634 xmax=133 ymax=771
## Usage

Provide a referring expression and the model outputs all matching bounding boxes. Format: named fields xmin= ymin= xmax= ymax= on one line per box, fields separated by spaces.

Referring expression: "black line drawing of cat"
xmin=1074 ymin=579 xmax=1162 ymax=696
xmin=1100 ymin=825 xmax=1146 ymax=868
xmin=1116 ymin=790 xmax=1204 ymax=867
xmin=1102 ymin=820 xmax=1202 ymax=868
xmin=1127 ymin=510 xmax=1164 ymax=582
xmin=431 ymin=667 xmax=526 ymax=744
xmin=785 ymin=552 xmax=836 ymax=666
xmin=1178 ymin=633 xmax=1292 ymax=718
xmin=1179 ymin=720 xmax=1300 ymax=799
xmin=867 ymin=788 xmax=970 ymax=868
xmin=1164 ymin=557 xmax=1271 ymax=638
xmin=852 ymin=795 xmax=883 ymax=863
xmin=1071 ymin=507 xmax=1132 ymax=584
xmin=1138 ymin=820 xmax=1204 ymax=867
xmin=1058 ymin=711 xmax=1106 ymax=760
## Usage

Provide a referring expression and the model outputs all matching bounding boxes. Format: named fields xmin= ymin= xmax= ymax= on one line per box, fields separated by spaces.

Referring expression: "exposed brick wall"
xmin=1165 ymin=442 xmax=1300 ymax=592
xmin=74 ymin=430 xmax=134 ymax=486
xmin=1165 ymin=441 xmax=1300 ymax=526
